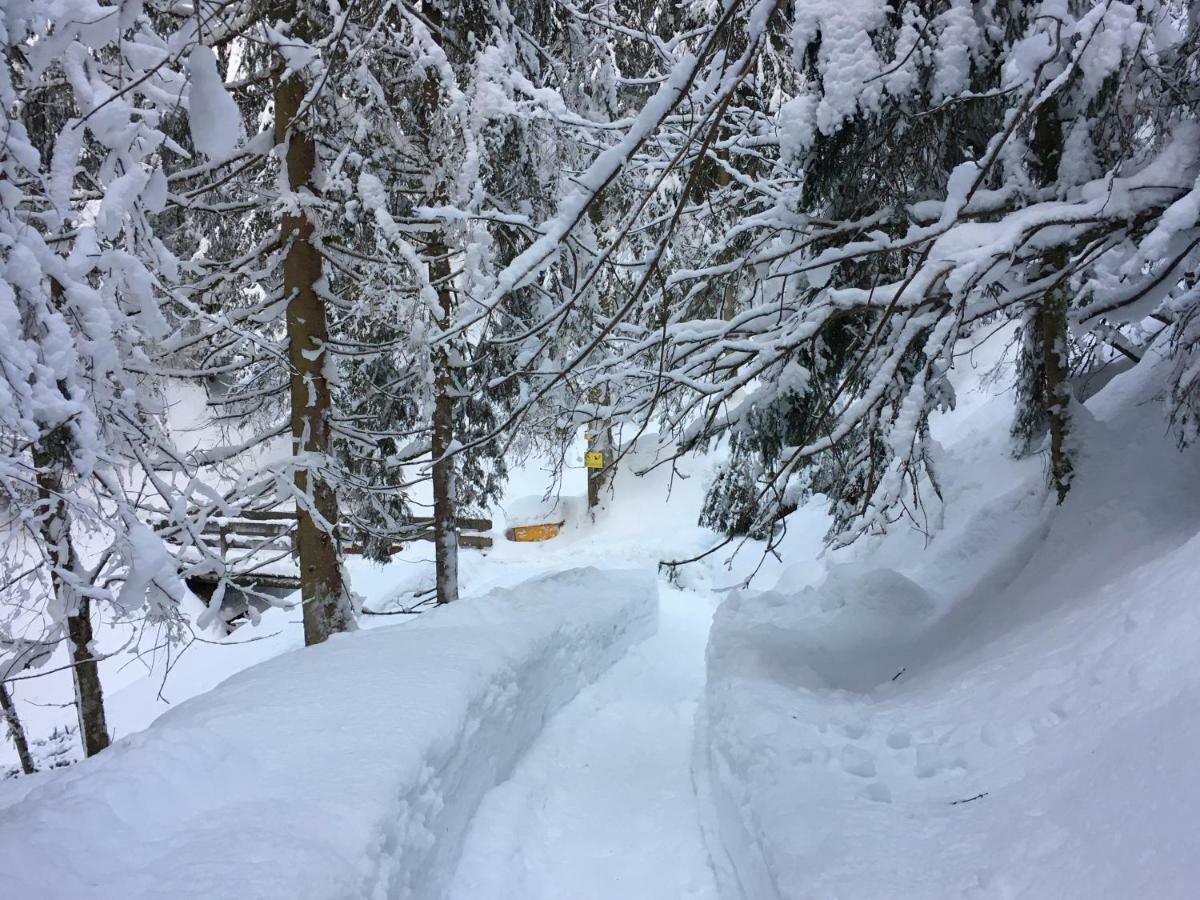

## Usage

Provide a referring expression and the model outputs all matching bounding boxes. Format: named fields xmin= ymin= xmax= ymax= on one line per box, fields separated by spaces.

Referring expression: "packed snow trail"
xmin=448 ymin=583 xmax=720 ymax=900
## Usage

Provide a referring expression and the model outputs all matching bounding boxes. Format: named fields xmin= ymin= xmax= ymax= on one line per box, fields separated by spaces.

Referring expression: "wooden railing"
xmin=156 ymin=510 xmax=493 ymax=592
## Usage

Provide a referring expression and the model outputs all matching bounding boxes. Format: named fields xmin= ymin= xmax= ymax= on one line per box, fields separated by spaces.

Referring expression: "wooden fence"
xmin=159 ymin=510 xmax=493 ymax=592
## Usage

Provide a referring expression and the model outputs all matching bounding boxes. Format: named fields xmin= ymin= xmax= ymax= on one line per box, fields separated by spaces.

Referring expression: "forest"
xmin=2 ymin=1 xmax=1199 ymax=897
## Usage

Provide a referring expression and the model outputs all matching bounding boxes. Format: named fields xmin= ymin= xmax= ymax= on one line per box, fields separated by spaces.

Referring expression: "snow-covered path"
xmin=448 ymin=583 xmax=721 ymax=900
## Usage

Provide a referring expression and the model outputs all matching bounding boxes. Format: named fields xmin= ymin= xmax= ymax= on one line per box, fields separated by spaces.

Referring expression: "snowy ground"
xmin=0 ymin=430 xmax=740 ymax=899
xmin=6 ymin=327 xmax=1200 ymax=899
xmin=450 ymin=585 xmax=720 ymax=900
xmin=0 ymin=567 xmax=659 ymax=899
xmin=702 ymin=332 xmax=1200 ymax=899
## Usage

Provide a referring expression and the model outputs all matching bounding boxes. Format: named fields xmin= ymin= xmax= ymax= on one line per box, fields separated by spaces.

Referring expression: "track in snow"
xmin=448 ymin=583 xmax=720 ymax=900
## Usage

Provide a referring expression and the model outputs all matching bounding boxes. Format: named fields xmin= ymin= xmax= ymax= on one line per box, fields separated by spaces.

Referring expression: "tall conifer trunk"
xmin=1039 ymin=255 xmax=1073 ymax=503
xmin=420 ymin=2 xmax=460 ymax=605
xmin=274 ymin=5 xmax=353 ymax=643
xmin=23 ymin=79 xmax=109 ymax=757
xmin=1031 ymin=98 xmax=1074 ymax=503
xmin=429 ymin=236 xmax=459 ymax=604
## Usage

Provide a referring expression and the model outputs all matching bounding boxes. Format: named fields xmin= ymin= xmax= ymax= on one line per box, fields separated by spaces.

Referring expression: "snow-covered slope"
xmin=7 ymin=323 xmax=1200 ymax=900
xmin=0 ymin=568 xmax=656 ymax=900
xmin=701 ymin=341 xmax=1200 ymax=898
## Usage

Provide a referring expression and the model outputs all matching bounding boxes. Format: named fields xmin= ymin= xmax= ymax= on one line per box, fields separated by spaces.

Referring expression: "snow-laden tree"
xmin=0 ymin=0 xmax=204 ymax=755
xmin=579 ymin=0 xmax=1200 ymax=560
xmin=165 ymin=0 xmax=642 ymax=610
xmin=454 ymin=0 xmax=785 ymax=505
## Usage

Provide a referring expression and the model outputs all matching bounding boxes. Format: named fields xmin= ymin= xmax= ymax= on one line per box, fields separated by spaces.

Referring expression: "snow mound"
xmin=699 ymin=350 xmax=1200 ymax=899
xmin=734 ymin=567 xmax=937 ymax=692
xmin=0 ymin=567 xmax=657 ymax=900
xmin=502 ymin=492 xmax=585 ymax=528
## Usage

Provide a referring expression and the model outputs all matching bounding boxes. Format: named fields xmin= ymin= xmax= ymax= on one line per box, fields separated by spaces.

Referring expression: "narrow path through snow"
xmin=448 ymin=583 xmax=720 ymax=900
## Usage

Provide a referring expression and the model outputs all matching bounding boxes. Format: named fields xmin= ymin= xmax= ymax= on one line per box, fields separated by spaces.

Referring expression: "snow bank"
xmin=699 ymin=348 xmax=1200 ymax=899
xmin=502 ymin=492 xmax=585 ymax=528
xmin=0 ymin=567 xmax=656 ymax=900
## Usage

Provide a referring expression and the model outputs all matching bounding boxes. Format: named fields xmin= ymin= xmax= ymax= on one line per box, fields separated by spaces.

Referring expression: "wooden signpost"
xmin=504 ymin=522 xmax=564 ymax=542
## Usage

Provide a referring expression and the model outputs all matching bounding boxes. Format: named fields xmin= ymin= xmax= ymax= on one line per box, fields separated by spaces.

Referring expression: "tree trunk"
xmin=586 ymin=420 xmax=614 ymax=512
xmin=21 ymin=70 xmax=109 ymax=757
xmin=429 ymin=236 xmax=459 ymax=604
xmin=416 ymin=4 xmax=460 ymax=606
xmin=274 ymin=13 xmax=353 ymax=644
xmin=32 ymin=437 xmax=109 ymax=758
xmin=1040 ymin=266 xmax=1074 ymax=503
xmin=1031 ymin=98 xmax=1073 ymax=504
xmin=0 ymin=683 xmax=36 ymax=775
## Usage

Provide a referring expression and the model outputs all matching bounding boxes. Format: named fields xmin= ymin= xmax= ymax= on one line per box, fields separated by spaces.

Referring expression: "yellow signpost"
xmin=584 ymin=450 xmax=605 ymax=469
xmin=505 ymin=523 xmax=563 ymax=542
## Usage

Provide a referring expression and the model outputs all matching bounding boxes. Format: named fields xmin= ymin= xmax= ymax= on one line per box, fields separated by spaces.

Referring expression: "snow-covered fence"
xmin=0 ymin=567 xmax=657 ymax=899
xmin=155 ymin=510 xmax=495 ymax=594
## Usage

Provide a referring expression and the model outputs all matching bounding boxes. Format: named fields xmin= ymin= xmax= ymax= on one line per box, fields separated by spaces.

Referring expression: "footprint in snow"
xmin=861 ymin=782 xmax=892 ymax=803
xmin=839 ymin=745 xmax=876 ymax=778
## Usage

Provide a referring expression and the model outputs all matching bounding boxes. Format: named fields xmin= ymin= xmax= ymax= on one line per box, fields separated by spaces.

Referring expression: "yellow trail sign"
xmin=505 ymin=522 xmax=563 ymax=542
xmin=584 ymin=450 xmax=605 ymax=469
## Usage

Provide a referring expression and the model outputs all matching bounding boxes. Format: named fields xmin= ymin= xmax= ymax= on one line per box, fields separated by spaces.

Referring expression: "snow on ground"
xmin=0 ymin=426 xmax=666 ymax=775
xmin=449 ymin=584 xmax=720 ymax=900
xmin=0 ymin=567 xmax=656 ymax=899
xmin=701 ymin=333 xmax=1200 ymax=899
xmin=7 ymin=325 xmax=1200 ymax=899
xmin=1 ymin=425 xmax=738 ymax=899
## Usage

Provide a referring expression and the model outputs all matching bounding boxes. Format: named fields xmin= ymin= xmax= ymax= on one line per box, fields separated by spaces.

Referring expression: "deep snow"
xmin=0 ymin=568 xmax=656 ymax=899
xmin=449 ymin=584 xmax=720 ymax=900
xmin=701 ymin=334 xmax=1200 ymax=899
xmin=6 ymin=326 xmax=1200 ymax=899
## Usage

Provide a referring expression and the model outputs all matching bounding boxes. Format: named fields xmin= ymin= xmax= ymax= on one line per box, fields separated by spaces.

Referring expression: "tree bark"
xmin=586 ymin=420 xmax=614 ymax=512
xmin=416 ymin=4 xmax=460 ymax=606
xmin=32 ymin=437 xmax=109 ymax=758
xmin=0 ymin=683 xmax=36 ymax=775
xmin=20 ymin=65 xmax=109 ymax=758
xmin=429 ymin=236 xmax=459 ymax=604
xmin=1030 ymin=98 xmax=1073 ymax=504
xmin=274 ymin=11 xmax=353 ymax=644
xmin=1040 ymin=263 xmax=1074 ymax=503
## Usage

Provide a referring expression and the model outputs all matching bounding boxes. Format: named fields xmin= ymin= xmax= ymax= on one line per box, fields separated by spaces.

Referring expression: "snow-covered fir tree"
xmin=596 ymin=0 xmax=1200 ymax=556
xmin=0 ymin=0 xmax=212 ymax=754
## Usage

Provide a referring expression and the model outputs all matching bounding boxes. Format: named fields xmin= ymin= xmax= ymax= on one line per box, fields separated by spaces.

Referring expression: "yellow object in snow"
xmin=584 ymin=450 xmax=605 ymax=469
xmin=505 ymin=522 xmax=563 ymax=542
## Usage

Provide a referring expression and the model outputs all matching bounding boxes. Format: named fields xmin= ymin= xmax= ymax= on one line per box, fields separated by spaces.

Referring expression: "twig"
xmin=950 ymin=792 xmax=989 ymax=806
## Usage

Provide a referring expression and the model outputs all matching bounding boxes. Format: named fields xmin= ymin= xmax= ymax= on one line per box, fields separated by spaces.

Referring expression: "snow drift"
xmin=699 ymin=346 xmax=1200 ymax=899
xmin=0 ymin=567 xmax=657 ymax=900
